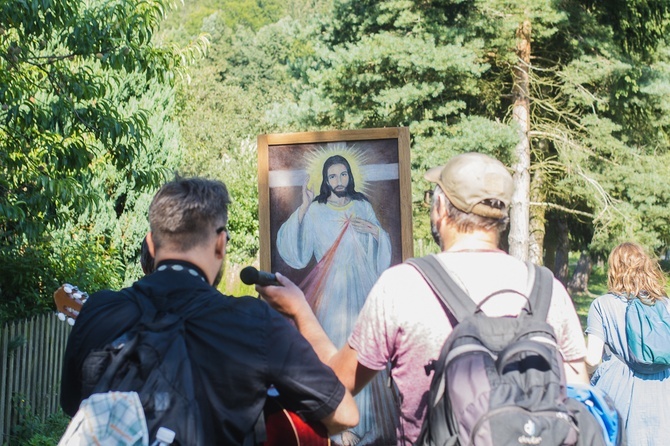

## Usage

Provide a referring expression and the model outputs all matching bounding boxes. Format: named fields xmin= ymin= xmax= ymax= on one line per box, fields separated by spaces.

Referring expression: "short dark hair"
xmin=149 ymin=176 xmax=231 ymax=252
xmin=314 ymin=155 xmax=367 ymax=204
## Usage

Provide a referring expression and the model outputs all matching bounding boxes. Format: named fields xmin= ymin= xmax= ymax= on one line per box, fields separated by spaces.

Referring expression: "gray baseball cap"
xmin=424 ymin=152 xmax=514 ymax=218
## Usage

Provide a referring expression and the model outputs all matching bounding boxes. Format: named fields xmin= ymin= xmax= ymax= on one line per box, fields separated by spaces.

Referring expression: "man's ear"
xmin=214 ymin=231 xmax=226 ymax=259
xmin=433 ymin=193 xmax=448 ymax=225
xmin=146 ymin=232 xmax=156 ymax=257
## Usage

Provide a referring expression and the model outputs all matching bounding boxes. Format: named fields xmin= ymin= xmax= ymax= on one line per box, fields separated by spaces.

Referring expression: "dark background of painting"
xmin=268 ymin=139 xmax=402 ymax=285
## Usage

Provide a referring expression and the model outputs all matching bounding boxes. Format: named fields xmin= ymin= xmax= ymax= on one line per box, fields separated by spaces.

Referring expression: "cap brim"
xmin=424 ymin=165 xmax=445 ymax=183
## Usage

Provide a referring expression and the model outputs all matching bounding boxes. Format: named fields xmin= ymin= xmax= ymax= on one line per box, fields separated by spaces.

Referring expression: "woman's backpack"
xmin=624 ymin=294 xmax=670 ymax=374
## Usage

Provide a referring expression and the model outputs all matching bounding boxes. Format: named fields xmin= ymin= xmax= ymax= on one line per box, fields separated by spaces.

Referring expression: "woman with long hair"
xmin=586 ymin=242 xmax=670 ymax=445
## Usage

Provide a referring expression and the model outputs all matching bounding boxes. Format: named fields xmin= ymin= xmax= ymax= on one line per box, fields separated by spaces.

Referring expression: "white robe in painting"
xmin=277 ymin=198 xmax=397 ymax=444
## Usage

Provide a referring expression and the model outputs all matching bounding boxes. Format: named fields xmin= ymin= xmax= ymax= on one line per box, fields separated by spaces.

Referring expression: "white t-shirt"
xmin=348 ymin=251 xmax=587 ymax=444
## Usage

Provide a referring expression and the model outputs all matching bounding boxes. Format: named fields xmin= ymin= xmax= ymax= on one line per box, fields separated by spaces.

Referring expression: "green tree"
xmin=166 ymin=8 xmax=319 ymax=265
xmin=268 ymin=0 xmax=670 ymax=267
xmin=0 ymin=0 xmax=202 ymax=320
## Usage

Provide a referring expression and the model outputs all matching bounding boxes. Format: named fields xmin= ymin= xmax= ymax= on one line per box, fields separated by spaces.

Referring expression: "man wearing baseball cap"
xmin=258 ymin=152 xmax=588 ymax=445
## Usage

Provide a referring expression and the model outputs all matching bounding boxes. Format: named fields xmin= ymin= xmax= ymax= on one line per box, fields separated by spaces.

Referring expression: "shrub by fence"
xmin=1 ymin=313 xmax=70 ymax=444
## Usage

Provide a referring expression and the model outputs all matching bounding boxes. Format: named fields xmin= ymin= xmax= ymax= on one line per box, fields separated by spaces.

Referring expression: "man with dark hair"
xmin=260 ymin=152 xmax=589 ymax=445
xmin=276 ymin=154 xmax=396 ymax=445
xmin=60 ymin=176 xmax=358 ymax=445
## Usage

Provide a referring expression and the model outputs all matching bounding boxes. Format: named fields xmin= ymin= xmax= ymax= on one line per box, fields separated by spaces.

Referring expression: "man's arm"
xmin=264 ymin=285 xmax=360 ymax=435
xmin=257 ymin=273 xmax=378 ymax=397
xmin=564 ymin=359 xmax=590 ymax=384
xmin=320 ymin=387 xmax=359 ymax=435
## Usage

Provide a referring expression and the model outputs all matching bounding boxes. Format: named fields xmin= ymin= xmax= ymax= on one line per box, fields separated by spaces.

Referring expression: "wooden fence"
xmin=1 ymin=313 xmax=71 ymax=444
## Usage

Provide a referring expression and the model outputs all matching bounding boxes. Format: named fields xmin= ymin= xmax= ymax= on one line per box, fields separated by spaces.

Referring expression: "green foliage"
xmin=161 ymin=0 xmax=287 ymax=38
xmin=581 ymin=0 xmax=670 ymax=59
xmin=537 ymin=40 xmax=670 ymax=253
xmin=269 ymin=0 xmax=529 ymax=211
xmin=0 ymin=0 xmax=194 ymax=320
xmin=0 ymin=0 xmax=186 ymax=242
xmin=171 ymin=11 xmax=317 ymax=263
xmin=131 ymin=0 xmax=670 ymax=289
xmin=6 ymin=395 xmax=70 ymax=445
xmin=260 ymin=0 xmax=670 ymax=260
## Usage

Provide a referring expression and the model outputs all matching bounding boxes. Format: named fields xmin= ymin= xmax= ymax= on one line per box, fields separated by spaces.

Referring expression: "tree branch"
xmin=529 ymin=201 xmax=594 ymax=218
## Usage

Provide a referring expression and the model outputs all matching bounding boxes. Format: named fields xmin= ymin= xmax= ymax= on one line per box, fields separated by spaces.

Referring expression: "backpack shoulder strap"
xmin=526 ymin=262 xmax=554 ymax=321
xmin=406 ymin=255 xmax=477 ymax=323
xmin=119 ymin=289 xmax=159 ymax=324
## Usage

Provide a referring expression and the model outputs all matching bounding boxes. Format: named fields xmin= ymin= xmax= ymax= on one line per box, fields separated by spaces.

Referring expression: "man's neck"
xmin=154 ymin=259 xmax=208 ymax=281
xmin=154 ymin=250 xmax=217 ymax=285
xmin=442 ymin=230 xmax=501 ymax=253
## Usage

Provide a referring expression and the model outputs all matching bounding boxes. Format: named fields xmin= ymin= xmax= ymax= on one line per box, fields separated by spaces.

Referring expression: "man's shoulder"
xmin=194 ymin=291 xmax=275 ymax=321
xmin=85 ymin=288 xmax=138 ymax=312
xmin=383 ymin=259 xmax=427 ymax=279
xmin=371 ymin=260 xmax=436 ymax=301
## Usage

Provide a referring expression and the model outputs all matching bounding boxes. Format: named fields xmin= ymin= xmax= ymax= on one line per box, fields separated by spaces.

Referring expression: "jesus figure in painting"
xmin=277 ymin=153 xmax=397 ymax=446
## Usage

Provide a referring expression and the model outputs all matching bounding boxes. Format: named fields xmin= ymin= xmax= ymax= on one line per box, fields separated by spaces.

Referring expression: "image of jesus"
xmin=277 ymin=154 xmax=396 ymax=445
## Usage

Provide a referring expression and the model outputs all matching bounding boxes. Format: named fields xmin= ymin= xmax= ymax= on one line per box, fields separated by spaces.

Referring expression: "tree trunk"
xmin=568 ymin=251 xmax=592 ymax=293
xmin=528 ymin=165 xmax=545 ymax=265
xmin=553 ymin=218 xmax=570 ymax=285
xmin=509 ymin=20 xmax=532 ymax=261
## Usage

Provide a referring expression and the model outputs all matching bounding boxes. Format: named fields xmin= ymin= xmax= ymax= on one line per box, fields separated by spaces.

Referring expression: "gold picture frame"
xmin=257 ymin=127 xmax=413 ymax=278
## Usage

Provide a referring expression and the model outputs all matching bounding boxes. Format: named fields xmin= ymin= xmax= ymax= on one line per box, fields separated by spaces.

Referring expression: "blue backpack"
xmin=567 ymin=384 xmax=624 ymax=446
xmin=625 ymin=295 xmax=670 ymax=374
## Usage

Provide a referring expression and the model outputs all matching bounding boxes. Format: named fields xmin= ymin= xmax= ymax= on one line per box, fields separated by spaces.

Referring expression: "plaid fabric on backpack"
xmin=409 ymin=255 xmax=608 ymax=446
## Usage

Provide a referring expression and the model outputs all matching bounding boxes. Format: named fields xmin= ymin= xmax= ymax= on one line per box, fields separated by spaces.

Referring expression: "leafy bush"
xmin=7 ymin=395 xmax=70 ymax=445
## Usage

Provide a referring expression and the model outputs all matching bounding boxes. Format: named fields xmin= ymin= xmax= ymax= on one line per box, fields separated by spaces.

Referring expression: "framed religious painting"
xmin=258 ymin=127 xmax=412 ymax=277
xmin=257 ymin=126 xmax=412 ymax=443
xmin=258 ymin=127 xmax=413 ymax=444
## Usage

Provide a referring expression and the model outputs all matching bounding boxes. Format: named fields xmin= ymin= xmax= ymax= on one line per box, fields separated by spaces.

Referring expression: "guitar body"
xmin=262 ymin=397 xmax=330 ymax=446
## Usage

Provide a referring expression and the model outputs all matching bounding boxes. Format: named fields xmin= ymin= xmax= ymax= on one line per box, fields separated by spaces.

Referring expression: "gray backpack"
xmin=409 ymin=255 xmax=606 ymax=446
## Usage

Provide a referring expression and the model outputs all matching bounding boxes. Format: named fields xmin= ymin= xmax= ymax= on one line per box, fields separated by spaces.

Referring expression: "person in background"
xmin=60 ymin=176 xmax=358 ymax=445
xmin=586 ymin=242 xmax=670 ymax=445
xmin=259 ymin=152 xmax=589 ymax=444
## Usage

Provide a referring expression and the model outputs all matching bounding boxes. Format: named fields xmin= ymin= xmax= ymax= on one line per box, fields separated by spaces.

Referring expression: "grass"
xmin=570 ymin=264 xmax=607 ymax=330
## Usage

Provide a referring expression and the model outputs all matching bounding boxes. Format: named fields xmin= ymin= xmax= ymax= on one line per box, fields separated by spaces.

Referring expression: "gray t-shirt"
xmin=349 ymin=251 xmax=587 ymax=444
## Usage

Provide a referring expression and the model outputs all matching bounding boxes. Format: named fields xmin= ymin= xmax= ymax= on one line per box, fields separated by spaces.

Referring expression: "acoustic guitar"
xmin=53 ymin=284 xmax=330 ymax=445
xmin=53 ymin=283 xmax=88 ymax=325
xmin=263 ymin=395 xmax=330 ymax=446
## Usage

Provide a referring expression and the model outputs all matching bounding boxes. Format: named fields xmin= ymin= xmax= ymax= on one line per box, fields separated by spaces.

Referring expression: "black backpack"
xmin=80 ymin=293 xmax=204 ymax=445
xmin=409 ymin=255 xmax=608 ymax=446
